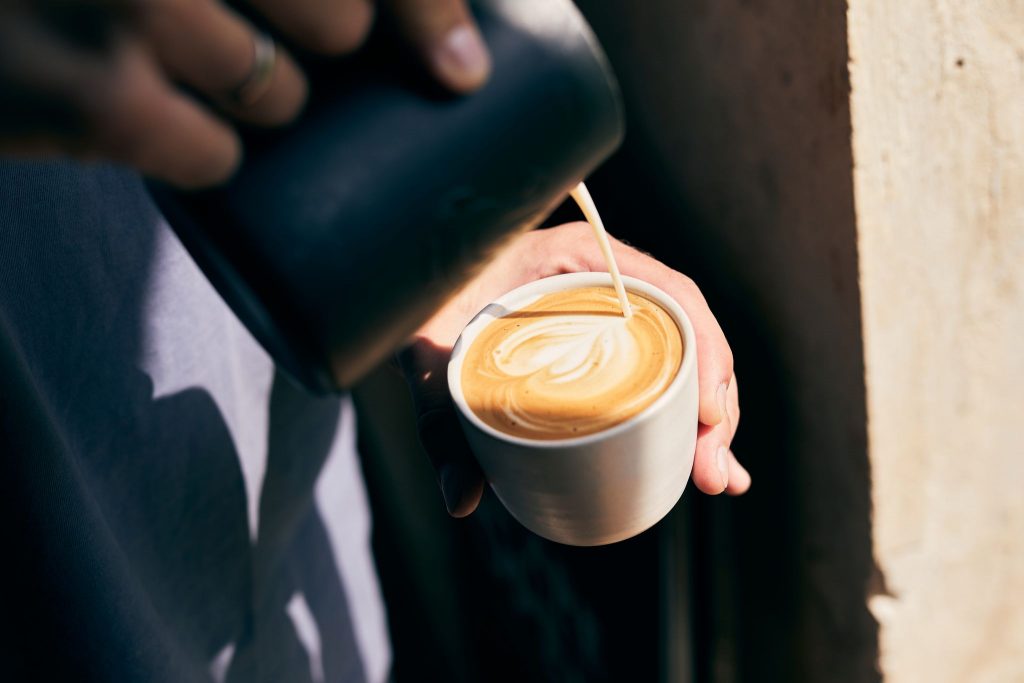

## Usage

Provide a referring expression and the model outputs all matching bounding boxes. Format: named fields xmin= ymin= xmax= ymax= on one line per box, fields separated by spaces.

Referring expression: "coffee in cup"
xmin=461 ymin=286 xmax=683 ymax=440
xmin=448 ymin=272 xmax=699 ymax=546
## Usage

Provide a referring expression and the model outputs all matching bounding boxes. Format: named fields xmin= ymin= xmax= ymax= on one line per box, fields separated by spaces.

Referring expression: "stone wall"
xmin=849 ymin=1 xmax=1024 ymax=680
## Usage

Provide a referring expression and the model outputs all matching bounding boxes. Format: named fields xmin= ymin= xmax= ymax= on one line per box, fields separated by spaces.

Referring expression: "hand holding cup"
xmin=400 ymin=222 xmax=750 ymax=527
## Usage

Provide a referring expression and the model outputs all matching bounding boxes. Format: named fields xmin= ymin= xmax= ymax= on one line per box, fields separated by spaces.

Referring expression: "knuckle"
xmin=670 ymin=272 xmax=711 ymax=309
xmin=676 ymin=273 xmax=702 ymax=298
xmin=265 ymin=64 xmax=309 ymax=125
xmin=140 ymin=0 xmax=203 ymax=27
xmin=88 ymin=109 xmax=150 ymax=171
xmin=190 ymin=144 xmax=242 ymax=187
xmin=80 ymin=64 xmax=158 ymax=158
xmin=557 ymin=221 xmax=593 ymax=252
xmin=563 ymin=225 xmax=596 ymax=270
xmin=721 ymin=347 xmax=735 ymax=376
xmin=77 ymin=82 xmax=139 ymax=157
xmin=298 ymin=3 xmax=375 ymax=55
xmin=565 ymin=220 xmax=592 ymax=240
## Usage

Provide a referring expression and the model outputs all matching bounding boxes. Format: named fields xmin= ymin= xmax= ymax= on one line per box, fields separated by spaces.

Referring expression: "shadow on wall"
xmin=572 ymin=0 xmax=881 ymax=681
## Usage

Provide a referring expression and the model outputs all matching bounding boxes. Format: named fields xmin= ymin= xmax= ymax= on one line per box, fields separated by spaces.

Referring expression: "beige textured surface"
xmin=848 ymin=1 xmax=1024 ymax=680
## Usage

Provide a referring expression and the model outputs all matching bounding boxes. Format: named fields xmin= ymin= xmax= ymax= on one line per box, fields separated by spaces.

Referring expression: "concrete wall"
xmin=848 ymin=1 xmax=1024 ymax=680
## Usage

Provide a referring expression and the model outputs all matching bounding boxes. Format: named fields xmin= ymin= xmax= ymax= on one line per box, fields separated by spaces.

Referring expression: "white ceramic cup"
xmin=448 ymin=272 xmax=699 ymax=546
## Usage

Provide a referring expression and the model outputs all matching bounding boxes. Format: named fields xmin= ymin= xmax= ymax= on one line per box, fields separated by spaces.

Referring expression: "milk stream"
xmin=570 ymin=182 xmax=632 ymax=318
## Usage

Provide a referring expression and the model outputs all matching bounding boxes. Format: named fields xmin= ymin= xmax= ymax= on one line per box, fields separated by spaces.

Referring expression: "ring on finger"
xmin=226 ymin=31 xmax=276 ymax=107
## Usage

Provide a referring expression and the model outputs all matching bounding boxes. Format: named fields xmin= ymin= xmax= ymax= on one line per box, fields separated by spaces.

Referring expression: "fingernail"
xmin=716 ymin=446 xmax=730 ymax=491
xmin=432 ymin=25 xmax=491 ymax=90
xmin=716 ymin=382 xmax=729 ymax=425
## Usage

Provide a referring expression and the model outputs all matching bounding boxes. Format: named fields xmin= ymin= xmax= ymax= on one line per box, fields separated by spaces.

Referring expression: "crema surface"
xmin=461 ymin=286 xmax=683 ymax=440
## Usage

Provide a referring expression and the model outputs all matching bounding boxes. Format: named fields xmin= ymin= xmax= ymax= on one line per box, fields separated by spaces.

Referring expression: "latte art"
xmin=461 ymin=286 xmax=683 ymax=440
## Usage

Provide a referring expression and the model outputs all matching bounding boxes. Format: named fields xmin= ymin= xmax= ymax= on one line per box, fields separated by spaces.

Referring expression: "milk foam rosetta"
xmin=461 ymin=286 xmax=683 ymax=440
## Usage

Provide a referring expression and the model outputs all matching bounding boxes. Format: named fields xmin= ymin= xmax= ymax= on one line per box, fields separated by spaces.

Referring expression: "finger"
xmin=397 ymin=342 xmax=485 ymax=517
xmin=566 ymin=224 xmax=735 ymax=428
xmin=0 ymin=12 xmax=239 ymax=186
xmin=649 ymin=273 xmax=733 ymax=428
xmin=691 ymin=417 xmax=733 ymax=495
xmin=85 ymin=42 xmax=242 ymax=187
xmin=141 ymin=0 xmax=307 ymax=126
xmin=384 ymin=0 xmax=491 ymax=93
xmin=725 ymin=452 xmax=751 ymax=496
xmin=247 ymin=0 xmax=375 ymax=55
xmin=727 ymin=373 xmax=740 ymax=438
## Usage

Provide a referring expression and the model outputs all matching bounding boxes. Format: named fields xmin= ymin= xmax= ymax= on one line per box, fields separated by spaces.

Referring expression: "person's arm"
xmin=401 ymin=222 xmax=750 ymax=517
xmin=0 ymin=0 xmax=490 ymax=187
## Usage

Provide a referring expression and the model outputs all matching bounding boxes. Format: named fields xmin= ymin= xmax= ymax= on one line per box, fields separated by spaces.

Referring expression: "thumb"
xmin=397 ymin=342 xmax=485 ymax=517
xmin=384 ymin=0 xmax=491 ymax=93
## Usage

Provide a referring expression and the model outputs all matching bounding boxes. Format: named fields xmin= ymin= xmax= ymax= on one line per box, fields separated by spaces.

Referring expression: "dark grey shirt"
xmin=0 ymin=161 xmax=390 ymax=682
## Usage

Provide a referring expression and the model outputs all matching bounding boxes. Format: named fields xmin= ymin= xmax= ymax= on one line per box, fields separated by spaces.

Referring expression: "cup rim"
xmin=447 ymin=272 xmax=698 ymax=449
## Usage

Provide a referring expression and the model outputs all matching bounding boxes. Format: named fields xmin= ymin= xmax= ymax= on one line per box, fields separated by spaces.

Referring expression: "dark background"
xmin=354 ymin=1 xmax=878 ymax=681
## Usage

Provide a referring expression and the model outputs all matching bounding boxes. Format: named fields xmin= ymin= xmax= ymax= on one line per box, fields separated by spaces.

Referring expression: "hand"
xmin=400 ymin=222 xmax=751 ymax=518
xmin=0 ymin=0 xmax=490 ymax=187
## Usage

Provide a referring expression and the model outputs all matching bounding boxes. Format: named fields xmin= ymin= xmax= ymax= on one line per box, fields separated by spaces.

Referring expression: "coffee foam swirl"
xmin=461 ymin=286 xmax=683 ymax=440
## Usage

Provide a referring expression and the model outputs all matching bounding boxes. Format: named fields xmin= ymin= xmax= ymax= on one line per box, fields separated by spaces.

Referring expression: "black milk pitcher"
xmin=147 ymin=0 xmax=623 ymax=392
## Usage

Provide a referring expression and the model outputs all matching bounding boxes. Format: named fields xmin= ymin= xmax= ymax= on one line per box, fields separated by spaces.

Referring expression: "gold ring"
xmin=228 ymin=32 xmax=276 ymax=107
